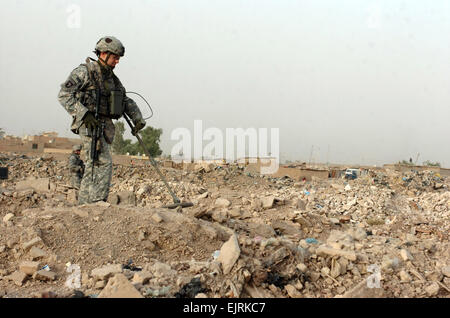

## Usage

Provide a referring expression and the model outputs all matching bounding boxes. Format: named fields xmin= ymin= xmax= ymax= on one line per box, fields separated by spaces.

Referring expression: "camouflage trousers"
xmin=78 ymin=132 xmax=112 ymax=205
xmin=70 ymin=174 xmax=82 ymax=190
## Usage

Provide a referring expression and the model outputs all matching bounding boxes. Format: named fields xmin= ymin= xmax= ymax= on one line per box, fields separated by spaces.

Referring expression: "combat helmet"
xmin=95 ymin=36 xmax=125 ymax=57
xmin=73 ymin=145 xmax=82 ymax=152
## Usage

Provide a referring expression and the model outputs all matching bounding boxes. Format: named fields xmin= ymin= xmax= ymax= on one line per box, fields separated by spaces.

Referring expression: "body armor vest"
xmin=79 ymin=58 xmax=124 ymax=119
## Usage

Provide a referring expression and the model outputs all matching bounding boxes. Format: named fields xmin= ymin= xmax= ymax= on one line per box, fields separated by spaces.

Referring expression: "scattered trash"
xmin=41 ymin=265 xmax=50 ymax=272
xmin=304 ymin=190 xmax=310 ymax=195
xmin=212 ymin=250 xmax=220 ymax=260
xmin=175 ymin=277 xmax=208 ymax=298
xmin=145 ymin=286 xmax=171 ymax=297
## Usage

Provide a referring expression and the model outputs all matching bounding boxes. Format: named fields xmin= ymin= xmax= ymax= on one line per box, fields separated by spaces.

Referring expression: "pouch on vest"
xmin=109 ymin=90 xmax=124 ymax=119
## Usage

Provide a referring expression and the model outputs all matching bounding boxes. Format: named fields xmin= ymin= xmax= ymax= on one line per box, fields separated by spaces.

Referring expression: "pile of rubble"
xmin=0 ymin=153 xmax=449 ymax=298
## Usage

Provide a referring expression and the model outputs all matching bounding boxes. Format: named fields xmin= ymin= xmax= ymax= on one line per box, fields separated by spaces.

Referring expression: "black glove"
xmin=83 ymin=112 xmax=98 ymax=131
xmin=132 ymin=119 xmax=146 ymax=135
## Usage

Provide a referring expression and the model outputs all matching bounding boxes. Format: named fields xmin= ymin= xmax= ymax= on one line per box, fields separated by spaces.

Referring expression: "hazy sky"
xmin=1 ymin=0 xmax=449 ymax=166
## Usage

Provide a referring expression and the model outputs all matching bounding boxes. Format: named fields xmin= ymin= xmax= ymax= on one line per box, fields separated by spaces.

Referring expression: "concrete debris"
xmin=425 ymin=282 xmax=440 ymax=297
xmin=22 ymin=237 xmax=43 ymax=251
xmin=217 ymin=234 xmax=241 ymax=274
xmin=33 ymin=270 xmax=57 ymax=281
xmin=19 ymin=261 xmax=40 ymax=275
xmin=6 ymin=271 xmax=28 ymax=286
xmin=0 ymin=153 xmax=449 ymax=298
xmin=132 ymin=271 xmax=152 ymax=284
xmin=215 ymin=198 xmax=231 ymax=208
xmin=284 ymin=284 xmax=302 ymax=298
xmin=91 ymin=264 xmax=123 ymax=281
xmin=3 ymin=213 xmax=14 ymax=223
xmin=442 ymin=266 xmax=450 ymax=278
xmin=316 ymin=245 xmax=357 ymax=261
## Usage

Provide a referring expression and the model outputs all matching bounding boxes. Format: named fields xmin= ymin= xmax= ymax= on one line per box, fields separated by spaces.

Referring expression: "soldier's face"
xmin=99 ymin=52 xmax=120 ymax=68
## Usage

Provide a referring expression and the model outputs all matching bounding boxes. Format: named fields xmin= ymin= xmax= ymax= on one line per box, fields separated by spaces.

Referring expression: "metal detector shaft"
xmin=123 ymin=114 xmax=181 ymax=204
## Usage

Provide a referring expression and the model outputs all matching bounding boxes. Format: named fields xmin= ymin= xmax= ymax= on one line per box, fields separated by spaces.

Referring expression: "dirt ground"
xmin=0 ymin=152 xmax=449 ymax=298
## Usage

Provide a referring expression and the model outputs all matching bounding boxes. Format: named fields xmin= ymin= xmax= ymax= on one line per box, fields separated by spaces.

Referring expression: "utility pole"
xmin=415 ymin=153 xmax=420 ymax=165
xmin=326 ymin=144 xmax=330 ymax=167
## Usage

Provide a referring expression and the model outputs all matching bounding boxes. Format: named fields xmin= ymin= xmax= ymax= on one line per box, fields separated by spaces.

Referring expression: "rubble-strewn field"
xmin=0 ymin=153 xmax=449 ymax=298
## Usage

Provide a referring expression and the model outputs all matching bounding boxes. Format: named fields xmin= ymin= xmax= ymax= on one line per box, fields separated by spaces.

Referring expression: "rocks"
xmin=339 ymin=279 xmax=385 ymax=298
xmin=217 ymin=234 xmax=241 ymax=274
xmin=347 ymin=228 xmax=367 ymax=241
xmin=424 ymin=282 xmax=440 ymax=297
xmin=3 ymin=213 xmax=14 ymax=223
xmin=0 ymin=153 xmax=449 ymax=299
xmin=98 ymin=273 xmax=144 ymax=298
xmin=109 ymin=191 xmax=136 ymax=205
xmin=136 ymin=185 xmax=151 ymax=196
xmin=6 ymin=271 xmax=28 ymax=286
xmin=151 ymin=212 xmax=163 ymax=223
xmin=381 ymin=257 xmax=401 ymax=271
xmin=91 ymin=264 xmax=123 ymax=281
xmin=250 ymin=198 xmax=262 ymax=211
xmin=296 ymin=263 xmax=307 ymax=272
xmin=15 ymin=178 xmax=50 ymax=192
xmin=73 ymin=208 xmax=89 ymax=218
xmin=33 ymin=270 xmax=57 ymax=281
xmin=285 ymin=284 xmax=302 ymax=298
xmin=316 ymin=245 xmax=357 ymax=261
xmin=147 ymin=261 xmax=177 ymax=278
xmin=399 ymin=270 xmax=412 ymax=283
xmin=296 ymin=199 xmax=307 ymax=210
xmin=400 ymin=249 xmax=413 ymax=262
xmin=268 ymin=247 xmax=290 ymax=265
xmin=271 ymin=220 xmax=301 ymax=236
xmin=442 ymin=266 xmax=450 ymax=278
xmin=215 ymin=198 xmax=231 ymax=208
xmin=211 ymin=210 xmax=228 ymax=223
xmin=132 ymin=271 xmax=152 ymax=284
xmin=66 ymin=189 xmax=77 ymax=203
xmin=22 ymin=237 xmax=43 ymax=251
xmin=228 ymin=207 xmax=242 ymax=218
xmin=261 ymin=196 xmax=275 ymax=209
xmin=245 ymin=222 xmax=276 ymax=238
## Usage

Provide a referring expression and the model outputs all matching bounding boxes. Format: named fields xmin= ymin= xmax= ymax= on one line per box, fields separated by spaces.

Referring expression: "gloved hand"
xmin=83 ymin=112 xmax=98 ymax=131
xmin=132 ymin=119 xmax=146 ymax=135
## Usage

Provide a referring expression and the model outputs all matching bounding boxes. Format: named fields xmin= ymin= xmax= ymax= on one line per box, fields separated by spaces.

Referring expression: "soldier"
xmin=68 ymin=144 xmax=84 ymax=189
xmin=58 ymin=36 xmax=146 ymax=204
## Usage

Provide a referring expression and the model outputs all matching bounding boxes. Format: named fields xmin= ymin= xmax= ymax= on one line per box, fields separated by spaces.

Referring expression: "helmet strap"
xmin=98 ymin=52 xmax=114 ymax=71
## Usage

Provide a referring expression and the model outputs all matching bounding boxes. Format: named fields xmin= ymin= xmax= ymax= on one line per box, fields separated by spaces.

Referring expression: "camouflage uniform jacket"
xmin=57 ymin=58 xmax=144 ymax=143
